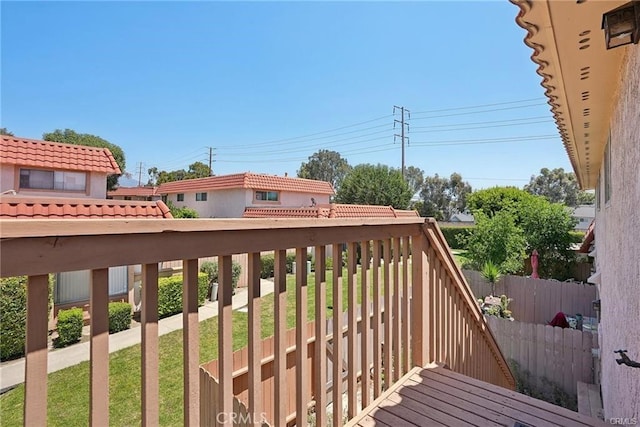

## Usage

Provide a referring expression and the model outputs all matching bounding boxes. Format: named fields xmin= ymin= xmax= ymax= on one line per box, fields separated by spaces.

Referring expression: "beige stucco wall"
xmin=0 ymin=164 xmax=107 ymax=198
xmin=597 ymin=45 xmax=640 ymax=420
xmin=245 ymin=190 xmax=330 ymax=209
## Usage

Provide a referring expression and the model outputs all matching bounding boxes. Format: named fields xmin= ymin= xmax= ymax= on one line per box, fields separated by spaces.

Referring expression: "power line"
xmin=411 ymin=119 xmax=552 ymax=134
xmin=411 ymin=135 xmax=557 ymax=146
xmin=412 ymin=97 xmax=546 ymax=114
xmin=411 ymin=116 xmax=552 ymax=129
xmin=410 ymin=103 xmax=549 ymax=121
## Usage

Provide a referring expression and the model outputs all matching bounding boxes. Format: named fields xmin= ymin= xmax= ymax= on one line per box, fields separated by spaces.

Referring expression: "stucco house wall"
xmin=0 ymin=164 xmax=108 ymax=198
xmin=596 ymin=46 xmax=640 ymax=420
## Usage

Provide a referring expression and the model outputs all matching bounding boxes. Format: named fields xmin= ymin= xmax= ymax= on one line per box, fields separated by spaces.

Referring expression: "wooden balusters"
xmin=141 ymin=263 xmax=159 ymax=427
xmin=90 ymin=268 xmax=110 ymax=426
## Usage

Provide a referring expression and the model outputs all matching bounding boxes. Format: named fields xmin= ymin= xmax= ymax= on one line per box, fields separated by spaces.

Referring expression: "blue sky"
xmin=1 ymin=1 xmax=571 ymax=190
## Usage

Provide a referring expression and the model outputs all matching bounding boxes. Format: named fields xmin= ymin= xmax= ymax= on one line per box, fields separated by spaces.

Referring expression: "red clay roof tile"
xmin=243 ymin=204 xmax=419 ymax=219
xmin=0 ymin=136 xmax=121 ymax=175
xmin=157 ymin=172 xmax=334 ymax=195
xmin=0 ymin=197 xmax=172 ymax=219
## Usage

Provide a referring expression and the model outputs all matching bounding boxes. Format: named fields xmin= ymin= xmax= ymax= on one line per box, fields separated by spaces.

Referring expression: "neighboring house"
xmin=158 ymin=172 xmax=334 ymax=218
xmin=449 ymin=212 xmax=475 ymax=224
xmin=513 ymin=0 xmax=639 ymax=419
xmin=108 ymin=186 xmax=160 ymax=201
xmin=243 ymin=203 xmax=419 ymax=218
xmin=571 ymin=204 xmax=596 ymax=231
xmin=0 ymin=135 xmax=120 ymax=199
xmin=0 ymin=196 xmax=172 ymax=318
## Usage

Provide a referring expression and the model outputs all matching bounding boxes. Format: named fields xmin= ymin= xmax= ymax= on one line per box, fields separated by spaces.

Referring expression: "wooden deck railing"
xmin=0 ymin=217 xmax=515 ymax=426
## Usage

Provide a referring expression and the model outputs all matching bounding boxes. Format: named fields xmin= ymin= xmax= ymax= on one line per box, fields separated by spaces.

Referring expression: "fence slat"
xmin=372 ymin=240 xmax=382 ymax=398
xmin=401 ymin=236 xmax=411 ymax=375
xmin=182 ymin=260 xmax=200 ymax=427
xmin=382 ymin=238 xmax=392 ymax=390
xmin=392 ymin=238 xmax=401 ymax=382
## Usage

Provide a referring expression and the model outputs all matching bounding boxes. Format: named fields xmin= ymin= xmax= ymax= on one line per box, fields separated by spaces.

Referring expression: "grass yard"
xmin=0 ymin=269 xmax=373 ymax=426
xmin=451 ymin=249 xmax=470 ymax=268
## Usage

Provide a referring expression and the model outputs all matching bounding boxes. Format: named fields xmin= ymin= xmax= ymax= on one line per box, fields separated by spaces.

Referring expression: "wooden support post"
xmin=248 ymin=252 xmax=262 ymax=424
xmin=332 ymin=243 xmax=343 ymax=427
xmin=314 ymin=246 xmax=327 ymax=427
xmin=295 ymin=248 xmax=308 ymax=426
xmin=411 ymin=233 xmax=430 ymax=368
xmin=347 ymin=242 xmax=358 ymax=418
xmin=218 ymin=256 xmax=234 ymax=423
xmin=360 ymin=240 xmax=371 ymax=408
xmin=274 ymin=250 xmax=287 ymax=427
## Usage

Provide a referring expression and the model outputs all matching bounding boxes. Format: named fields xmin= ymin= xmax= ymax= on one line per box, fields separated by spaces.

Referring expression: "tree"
xmin=43 ymin=129 xmax=125 ymax=190
xmin=524 ymin=167 xmax=593 ymax=206
xmin=0 ymin=128 xmax=14 ymax=136
xmin=418 ymin=173 xmax=472 ymax=220
xmin=404 ymin=166 xmax=424 ymax=195
xmin=466 ymin=187 xmax=578 ymax=279
xmin=298 ymin=149 xmax=351 ymax=190
xmin=464 ymin=210 xmax=527 ymax=274
xmin=335 ymin=164 xmax=412 ymax=209
xmin=148 ymin=161 xmax=210 ymax=185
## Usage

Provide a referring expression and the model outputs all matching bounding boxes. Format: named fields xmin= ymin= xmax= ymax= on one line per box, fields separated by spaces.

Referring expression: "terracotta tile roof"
xmin=243 ymin=204 xmax=419 ymax=219
xmin=157 ymin=172 xmax=334 ymax=195
xmin=0 ymin=135 xmax=121 ymax=175
xmin=0 ymin=196 xmax=172 ymax=219
xmin=107 ymin=186 xmax=158 ymax=197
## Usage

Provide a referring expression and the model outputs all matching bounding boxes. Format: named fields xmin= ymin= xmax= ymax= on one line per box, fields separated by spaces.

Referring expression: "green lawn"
xmin=451 ymin=249 xmax=470 ymax=268
xmin=0 ymin=270 xmax=368 ymax=426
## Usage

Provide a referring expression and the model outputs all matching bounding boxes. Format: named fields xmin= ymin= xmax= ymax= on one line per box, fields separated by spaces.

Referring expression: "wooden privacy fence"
xmin=464 ymin=270 xmax=597 ymax=324
xmin=486 ymin=316 xmax=596 ymax=398
xmin=0 ymin=218 xmax=514 ymax=426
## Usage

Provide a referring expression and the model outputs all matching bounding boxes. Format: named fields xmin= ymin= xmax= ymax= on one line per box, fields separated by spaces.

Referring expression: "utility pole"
xmin=136 ymin=162 xmax=144 ymax=186
xmin=208 ymin=147 xmax=216 ymax=176
xmin=394 ymin=106 xmax=410 ymax=180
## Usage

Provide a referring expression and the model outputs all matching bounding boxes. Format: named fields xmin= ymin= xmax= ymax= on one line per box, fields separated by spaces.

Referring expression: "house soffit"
xmin=511 ymin=0 xmax=627 ymax=189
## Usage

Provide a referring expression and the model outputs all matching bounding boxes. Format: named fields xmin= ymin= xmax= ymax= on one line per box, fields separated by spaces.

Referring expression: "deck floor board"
xmin=346 ymin=364 xmax=608 ymax=427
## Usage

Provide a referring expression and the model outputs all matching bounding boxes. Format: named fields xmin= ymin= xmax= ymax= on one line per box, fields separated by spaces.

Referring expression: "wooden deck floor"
xmin=347 ymin=364 xmax=607 ymax=427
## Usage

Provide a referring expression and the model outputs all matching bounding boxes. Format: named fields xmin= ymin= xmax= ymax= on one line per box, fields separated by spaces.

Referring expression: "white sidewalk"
xmin=0 ymin=279 xmax=275 ymax=392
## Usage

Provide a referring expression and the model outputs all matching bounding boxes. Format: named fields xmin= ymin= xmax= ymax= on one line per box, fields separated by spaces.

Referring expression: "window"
xmin=255 ymin=190 xmax=279 ymax=202
xmin=177 ymin=193 xmax=185 ymax=202
xmin=196 ymin=192 xmax=207 ymax=201
xmin=19 ymin=169 xmax=86 ymax=191
xmin=604 ymin=135 xmax=611 ymax=205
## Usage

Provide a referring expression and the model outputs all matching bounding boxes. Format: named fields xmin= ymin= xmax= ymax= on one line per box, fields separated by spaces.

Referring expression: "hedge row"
xmin=157 ymin=273 xmax=208 ymax=318
xmin=440 ymin=226 xmax=474 ymax=250
xmin=200 ymin=260 xmax=242 ymax=292
xmin=0 ymin=276 xmax=53 ymax=361
xmin=259 ymin=252 xmax=314 ymax=279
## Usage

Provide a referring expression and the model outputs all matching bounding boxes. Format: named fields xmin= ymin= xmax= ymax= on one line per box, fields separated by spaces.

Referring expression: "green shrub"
xmin=440 ymin=226 xmax=474 ymax=250
xmin=55 ymin=308 xmax=84 ymax=348
xmin=0 ymin=277 xmax=27 ymax=360
xmin=260 ymin=254 xmax=275 ymax=279
xmin=108 ymin=302 xmax=132 ymax=334
xmin=157 ymin=273 xmax=208 ymax=318
xmin=200 ymin=260 xmax=242 ymax=294
xmin=0 ymin=276 xmax=54 ymax=361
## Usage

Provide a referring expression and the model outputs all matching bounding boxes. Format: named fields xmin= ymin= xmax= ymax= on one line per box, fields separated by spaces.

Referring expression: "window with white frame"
xmin=19 ymin=168 xmax=86 ymax=191
xmin=255 ymin=190 xmax=279 ymax=202
xmin=196 ymin=192 xmax=207 ymax=201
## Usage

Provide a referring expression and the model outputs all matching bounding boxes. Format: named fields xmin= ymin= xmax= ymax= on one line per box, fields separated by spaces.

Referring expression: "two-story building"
xmin=1 ymin=135 xmax=120 ymax=198
xmin=158 ymin=172 xmax=334 ymax=218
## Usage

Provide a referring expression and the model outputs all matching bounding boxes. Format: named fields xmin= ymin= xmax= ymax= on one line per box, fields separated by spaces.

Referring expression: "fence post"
xmin=411 ymin=230 xmax=431 ymax=367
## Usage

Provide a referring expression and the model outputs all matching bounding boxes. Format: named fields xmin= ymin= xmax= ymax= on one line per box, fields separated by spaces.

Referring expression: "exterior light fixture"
xmin=602 ymin=1 xmax=640 ymax=49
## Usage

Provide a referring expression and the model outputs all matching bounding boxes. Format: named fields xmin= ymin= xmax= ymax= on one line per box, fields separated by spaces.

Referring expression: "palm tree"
xmin=481 ymin=261 xmax=502 ymax=296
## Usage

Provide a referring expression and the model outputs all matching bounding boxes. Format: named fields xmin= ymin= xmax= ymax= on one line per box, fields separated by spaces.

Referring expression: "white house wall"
xmin=0 ymin=164 xmax=14 ymax=193
xmin=596 ymin=46 xmax=640 ymax=420
xmin=166 ymin=188 xmax=331 ymax=218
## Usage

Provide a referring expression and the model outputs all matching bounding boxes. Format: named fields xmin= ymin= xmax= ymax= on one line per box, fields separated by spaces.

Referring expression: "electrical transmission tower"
xmin=394 ymin=106 xmax=410 ymax=180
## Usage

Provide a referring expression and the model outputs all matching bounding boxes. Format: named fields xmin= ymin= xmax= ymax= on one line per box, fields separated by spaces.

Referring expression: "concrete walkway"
xmin=0 ymin=280 xmax=275 ymax=392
